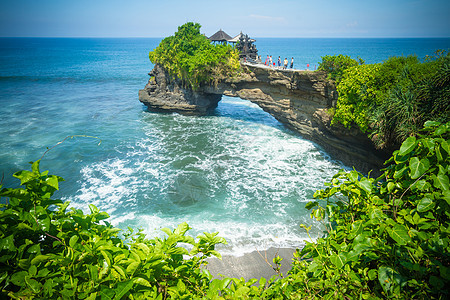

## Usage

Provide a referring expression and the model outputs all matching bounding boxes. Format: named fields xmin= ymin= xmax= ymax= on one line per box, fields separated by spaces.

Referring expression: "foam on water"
xmin=9 ymin=38 xmax=446 ymax=256
xmin=63 ymin=97 xmax=343 ymax=255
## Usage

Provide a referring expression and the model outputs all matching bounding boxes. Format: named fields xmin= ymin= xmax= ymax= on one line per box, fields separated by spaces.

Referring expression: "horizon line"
xmin=1 ymin=36 xmax=450 ymax=39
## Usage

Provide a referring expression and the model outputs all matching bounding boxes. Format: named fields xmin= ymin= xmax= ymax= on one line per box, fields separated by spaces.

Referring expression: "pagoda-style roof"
xmin=228 ymin=32 xmax=256 ymax=43
xmin=208 ymin=29 xmax=232 ymax=42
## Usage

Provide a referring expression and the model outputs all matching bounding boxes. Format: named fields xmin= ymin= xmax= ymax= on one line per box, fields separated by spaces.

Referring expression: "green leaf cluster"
xmin=0 ymin=161 xmax=231 ymax=299
xmin=149 ymin=22 xmax=240 ymax=89
xmin=332 ymin=63 xmax=382 ymax=132
xmin=329 ymin=51 xmax=450 ymax=149
xmin=267 ymin=121 xmax=449 ymax=299
xmin=318 ymin=54 xmax=361 ymax=83
xmin=1 ymin=121 xmax=448 ymax=299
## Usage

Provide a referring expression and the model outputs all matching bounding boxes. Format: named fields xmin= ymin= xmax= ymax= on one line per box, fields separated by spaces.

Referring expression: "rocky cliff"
xmin=139 ymin=63 xmax=389 ymax=173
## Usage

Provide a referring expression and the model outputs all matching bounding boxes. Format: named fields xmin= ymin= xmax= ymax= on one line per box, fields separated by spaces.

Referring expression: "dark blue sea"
xmin=1 ymin=37 xmax=449 ymax=254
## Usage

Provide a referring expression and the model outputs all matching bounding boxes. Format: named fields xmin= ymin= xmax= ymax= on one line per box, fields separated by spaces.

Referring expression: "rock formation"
xmin=139 ymin=63 xmax=390 ymax=173
xmin=138 ymin=65 xmax=222 ymax=115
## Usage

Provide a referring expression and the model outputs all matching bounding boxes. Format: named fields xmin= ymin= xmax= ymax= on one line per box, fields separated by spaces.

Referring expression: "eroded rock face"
xmin=138 ymin=64 xmax=222 ymax=114
xmin=139 ymin=64 xmax=389 ymax=173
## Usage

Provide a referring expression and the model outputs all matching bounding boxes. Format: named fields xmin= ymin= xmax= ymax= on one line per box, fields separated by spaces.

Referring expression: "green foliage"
xmin=330 ymin=51 xmax=450 ymax=149
xmin=149 ymin=22 xmax=240 ymax=89
xmin=270 ymin=121 xmax=449 ymax=299
xmin=418 ymin=50 xmax=450 ymax=124
xmin=0 ymin=160 xmax=229 ymax=299
xmin=1 ymin=121 xmax=448 ymax=298
xmin=318 ymin=54 xmax=360 ymax=83
xmin=332 ymin=63 xmax=382 ymax=132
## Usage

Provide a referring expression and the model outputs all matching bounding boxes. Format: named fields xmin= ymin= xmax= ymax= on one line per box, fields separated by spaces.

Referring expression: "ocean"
xmin=1 ymin=37 xmax=449 ymax=255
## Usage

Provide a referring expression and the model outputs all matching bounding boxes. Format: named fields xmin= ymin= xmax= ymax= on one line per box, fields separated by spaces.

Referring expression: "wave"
xmin=63 ymin=97 xmax=344 ymax=256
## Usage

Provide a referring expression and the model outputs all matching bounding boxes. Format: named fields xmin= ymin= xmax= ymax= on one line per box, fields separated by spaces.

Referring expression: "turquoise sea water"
xmin=1 ymin=38 xmax=449 ymax=254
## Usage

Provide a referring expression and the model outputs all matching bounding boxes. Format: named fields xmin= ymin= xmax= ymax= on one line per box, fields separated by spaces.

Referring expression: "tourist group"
xmin=255 ymin=55 xmax=294 ymax=70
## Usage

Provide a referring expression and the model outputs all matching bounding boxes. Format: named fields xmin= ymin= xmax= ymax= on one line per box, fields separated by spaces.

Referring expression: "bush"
xmin=332 ymin=63 xmax=382 ymax=132
xmin=330 ymin=51 xmax=450 ymax=150
xmin=1 ymin=121 xmax=448 ymax=298
xmin=149 ymin=22 xmax=240 ymax=89
xmin=318 ymin=54 xmax=360 ymax=83
xmin=271 ymin=121 xmax=449 ymax=299
xmin=0 ymin=161 xmax=228 ymax=299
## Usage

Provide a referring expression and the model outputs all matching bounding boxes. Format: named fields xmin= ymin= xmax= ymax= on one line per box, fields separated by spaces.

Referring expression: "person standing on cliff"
xmin=283 ymin=58 xmax=288 ymax=69
xmin=269 ymin=55 xmax=273 ymax=67
xmin=278 ymin=56 xmax=281 ymax=68
xmin=290 ymin=57 xmax=294 ymax=69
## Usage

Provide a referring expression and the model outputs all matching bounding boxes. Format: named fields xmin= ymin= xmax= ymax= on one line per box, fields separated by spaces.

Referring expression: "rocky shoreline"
xmin=139 ymin=63 xmax=390 ymax=174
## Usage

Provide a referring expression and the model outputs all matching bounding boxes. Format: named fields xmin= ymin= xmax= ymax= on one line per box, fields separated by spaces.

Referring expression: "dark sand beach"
xmin=205 ymin=247 xmax=298 ymax=281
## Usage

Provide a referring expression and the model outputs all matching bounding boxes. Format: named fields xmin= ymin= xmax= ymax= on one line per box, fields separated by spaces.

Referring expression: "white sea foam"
xmin=4 ymin=38 xmax=445 ymax=257
xmin=109 ymin=212 xmax=321 ymax=256
xmin=65 ymin=97 xmax=343 ymax=256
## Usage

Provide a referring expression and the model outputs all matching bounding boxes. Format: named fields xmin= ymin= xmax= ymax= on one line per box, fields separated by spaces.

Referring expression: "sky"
xmin=0 ymin=0 xmax=449 ymax=38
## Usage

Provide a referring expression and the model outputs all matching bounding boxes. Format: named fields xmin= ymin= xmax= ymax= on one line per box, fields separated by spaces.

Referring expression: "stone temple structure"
xmin=234 ymin=33 xmax=258 ymax=60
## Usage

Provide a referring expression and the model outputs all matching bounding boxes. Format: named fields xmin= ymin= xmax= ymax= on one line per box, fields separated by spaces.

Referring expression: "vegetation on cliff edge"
xmin=149 ymin=22 xmax=240 ymax=89
xmin=319 ymin=51 xmax=450 ymax=151
xmin=1 ymin=121 xmax=448 ymax=299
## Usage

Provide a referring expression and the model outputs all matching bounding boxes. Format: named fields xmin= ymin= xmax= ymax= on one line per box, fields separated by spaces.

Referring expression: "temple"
xmin=208 ymin=29 xmax=232 ymax=44
xmin=208 ymin=29 xmax=258 ymax=60
xmin=235 ymin=33 xmax=258 ymax=60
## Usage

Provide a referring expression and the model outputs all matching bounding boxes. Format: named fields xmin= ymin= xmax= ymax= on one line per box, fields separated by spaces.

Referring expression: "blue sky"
xmin=0 ymin=0 xmax=449 ymax=38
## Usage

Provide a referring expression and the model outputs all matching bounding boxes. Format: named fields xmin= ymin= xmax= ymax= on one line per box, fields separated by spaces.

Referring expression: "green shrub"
xmin=1 ymin=121 xmax=448 ymax=299
xmin=318 ymin=54 xmax=360 ymax=83
xmin=149 ymin=22 xmax=240 ymax=89
xmin=0 ymin=161 xmax=229 ymax=299
xmin=269 ymin=121 xmax=449 ymax=299
xmin=330 ymin=51 xmax=450 ymax=150
xmin=333 ymin=63 xmax=382 ymax=132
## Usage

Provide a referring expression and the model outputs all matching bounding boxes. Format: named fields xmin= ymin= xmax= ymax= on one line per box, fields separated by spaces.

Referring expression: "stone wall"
xmin=139 ymin=64 xmax=390 ymax=173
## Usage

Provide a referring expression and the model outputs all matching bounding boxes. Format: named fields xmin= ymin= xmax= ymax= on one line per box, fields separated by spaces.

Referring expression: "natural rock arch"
xmin=139 ymin=64 xmax=389 ymax=173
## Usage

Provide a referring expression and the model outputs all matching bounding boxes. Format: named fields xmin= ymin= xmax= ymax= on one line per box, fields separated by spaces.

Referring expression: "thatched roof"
xmin=228 ymin=32 xmax=256 ymax=43
xmin=208 ymin=29 xmax=232 ymax=42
